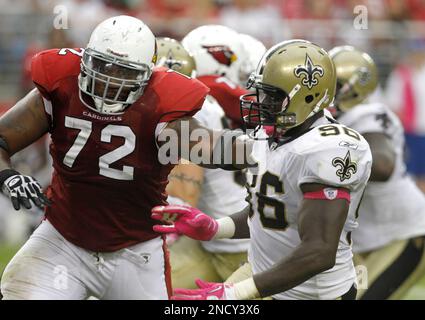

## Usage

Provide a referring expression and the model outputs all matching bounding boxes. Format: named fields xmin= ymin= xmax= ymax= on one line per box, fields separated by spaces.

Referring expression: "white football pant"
xmin=1 ymin=220 xmax=170 ymax=300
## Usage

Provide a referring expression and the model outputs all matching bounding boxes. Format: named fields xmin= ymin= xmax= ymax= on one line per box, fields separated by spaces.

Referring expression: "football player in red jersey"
xmin=0 ymin=16 xmax=255 ymax=300
xmin=182 ymin=25 xmax=252 ymax=127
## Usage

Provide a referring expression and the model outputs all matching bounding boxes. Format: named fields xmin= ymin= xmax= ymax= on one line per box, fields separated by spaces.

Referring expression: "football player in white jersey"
xmin=156 ymin=38 xmax=250 ymax=288
xmin=237 ymin=34 xmax=267 ymax=88
xmin=151 ymin=40 xmax=372 ymax=300
xmin=329 ymin=46 xmax=425 ymax=300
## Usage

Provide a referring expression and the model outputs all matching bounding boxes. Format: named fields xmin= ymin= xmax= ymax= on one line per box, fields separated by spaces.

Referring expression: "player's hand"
xmin=151 ymin=205 xmax=218 ymax=241
xmin=1 ymin=171 xmax=51 ymax=210
xmin=171 ymin=279 xmax=236 ymax=300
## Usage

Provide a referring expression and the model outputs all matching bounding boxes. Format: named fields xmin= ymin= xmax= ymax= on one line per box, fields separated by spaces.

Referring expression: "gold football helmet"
xmin=156 ymin=37 xmax=196 ymax=77
xmin=329 ymin=46 xmax=378 ymax=112
xmin=240 ymin=40 xmax=336 ymax=136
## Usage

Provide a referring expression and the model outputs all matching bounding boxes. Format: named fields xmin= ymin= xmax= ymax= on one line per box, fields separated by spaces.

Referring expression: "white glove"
xmin=0 ymin=170 xmax=51 ymax=210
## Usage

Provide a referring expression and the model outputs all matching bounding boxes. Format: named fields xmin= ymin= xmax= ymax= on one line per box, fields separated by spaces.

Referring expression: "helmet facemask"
xmin=240 ymin=75 xmax=298 ymax=140
xmin=78 ymin=48 xmax=153 ymax=114
xmin=240 ymin=40 xmax=336 ymax=141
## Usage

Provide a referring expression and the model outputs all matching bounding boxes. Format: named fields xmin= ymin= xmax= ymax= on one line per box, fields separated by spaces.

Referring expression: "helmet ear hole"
xmin=305 ymin=95 xmax=314 ymax=103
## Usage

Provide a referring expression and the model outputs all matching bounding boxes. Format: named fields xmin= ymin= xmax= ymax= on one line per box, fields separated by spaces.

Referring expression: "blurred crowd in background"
xmin=2 ymin=0 xmax=425 ymax=96
xmin=0 ymin=0 xmax=425 ymax=246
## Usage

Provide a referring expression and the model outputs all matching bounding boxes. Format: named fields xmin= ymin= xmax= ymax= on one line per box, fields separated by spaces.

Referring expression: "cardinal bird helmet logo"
xmin=202 ymin=45 xmax=237 ymax=66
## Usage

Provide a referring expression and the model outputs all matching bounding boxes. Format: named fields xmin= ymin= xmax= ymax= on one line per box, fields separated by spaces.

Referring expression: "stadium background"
xmin=0 ymin=0 xmax=424 ymax=299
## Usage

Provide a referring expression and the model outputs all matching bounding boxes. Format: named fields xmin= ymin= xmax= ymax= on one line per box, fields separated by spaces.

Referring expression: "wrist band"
xmin=233 ymin=277 xmax=260 ymax=300
xmin=0 ymin=169 xmax=20 ymax=187
xmin=213 ymin=216 xmax=236 ymax=240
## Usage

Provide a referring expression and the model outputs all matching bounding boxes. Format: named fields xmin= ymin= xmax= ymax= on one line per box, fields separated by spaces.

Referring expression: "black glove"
xmin=0 ymin=169 xmax=51 ymax=210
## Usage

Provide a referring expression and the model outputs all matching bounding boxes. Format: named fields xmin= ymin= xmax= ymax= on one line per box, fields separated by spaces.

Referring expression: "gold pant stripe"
xmin=355 ymin=235 xmax=425 ymax=300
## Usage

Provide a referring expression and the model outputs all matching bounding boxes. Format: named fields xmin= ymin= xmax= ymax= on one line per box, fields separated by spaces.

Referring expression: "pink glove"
xmin=171 ymin=279 xmax=236 ymax=300
xmin=263 ymin=125 xmax=275 ymax=136
xmin=151 ymin=205 xmax=218 ymax=241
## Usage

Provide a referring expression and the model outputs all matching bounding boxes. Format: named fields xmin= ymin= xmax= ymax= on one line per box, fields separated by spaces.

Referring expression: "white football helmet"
xmin=238 ymin=34 xmax=266 ymax=88
xmin=182 ymin=25 xmax=245 ymax=85
xmin=78 ymin=15 xmax=157 ymax=114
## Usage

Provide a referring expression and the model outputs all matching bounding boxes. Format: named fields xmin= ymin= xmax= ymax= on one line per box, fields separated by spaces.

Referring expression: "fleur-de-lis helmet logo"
xmin=294 ymin=54 xmax=324 ymax=89
xmin=163 ymin=49 xmax=183 ymax=70
xmin=332 ymin=151 xmax=358 ymax=182
xmin=357 ymin=67 xmax=371 ymax=86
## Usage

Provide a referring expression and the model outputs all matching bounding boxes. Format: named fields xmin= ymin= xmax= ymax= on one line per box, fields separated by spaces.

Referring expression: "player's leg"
xmin=100 ymin=236 xmax=171 ymax=300
xmin=169 ymin=236 xmax=221 ymax=289
xmin=355 ymin=235 xmax=425 ymax=300
xmin=386 ymin=236 xmax=425 ymax=299
xmin=209 ymin=251 xmax=248 ymax=281
xmin=1 ymin=220 xmax=88 ymax=300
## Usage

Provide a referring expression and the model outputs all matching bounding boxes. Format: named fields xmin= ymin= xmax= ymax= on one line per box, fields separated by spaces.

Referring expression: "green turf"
xmin=0 ymin=245 xmax=20 ymax=275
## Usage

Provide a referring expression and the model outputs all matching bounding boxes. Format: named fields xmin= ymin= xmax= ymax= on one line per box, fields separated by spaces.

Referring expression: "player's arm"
xmin=164 ymin=183 xmax=349 ymax=300
xmin=251 ymin=183 xmax=349 ymax=298
xmin=0 ymin=88 xmax=51 ymax=209
xmin=151 ymin=204 xmax=251 ymax=240
xmin=0 ymin=88 xmax=49 ymax=158
xmin=158 ymin=117 xmax=256 ymax=170
xmin=362 ymin=132 xmax=395 ymax=181
xmin=166 ymin=162 xmax=204 ymax=207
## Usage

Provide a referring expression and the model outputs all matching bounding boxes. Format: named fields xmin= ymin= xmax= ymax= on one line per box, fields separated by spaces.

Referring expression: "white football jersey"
xmin=338 ymin=102 xmax=425 ymax=252
xmin=194 ymin=95 xmax=249 ymax=253
xmin=247 ymin=115 xmax=372 ymax=300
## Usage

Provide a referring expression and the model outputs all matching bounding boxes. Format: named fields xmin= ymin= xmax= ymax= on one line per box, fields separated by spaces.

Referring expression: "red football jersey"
xmin=31 ymin=48 xmax=209 ymax=252
xmin=197 ymin=75 xmax=249 ymax=127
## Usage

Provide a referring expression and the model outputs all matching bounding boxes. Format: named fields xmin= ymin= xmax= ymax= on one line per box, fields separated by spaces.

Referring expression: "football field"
xmin=0 ymin=245 xmax=19 ymax=278
xmin=0 ymin=244 xmax=424 ymax=300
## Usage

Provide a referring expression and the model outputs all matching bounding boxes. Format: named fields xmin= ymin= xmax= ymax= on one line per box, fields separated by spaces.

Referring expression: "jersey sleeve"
xmin=344 ymin=103 xmax=390 ymax=135
xmin=156 ymin=70 xmax=209 ymax=123
xmin=31 ymin=48 xmax=83 ymax=100
xmin=199 ymin=75 xmax=248 ymax=126
xmin=193 ymin=96 xmax=224 ymax=128
xmin=193 ymin=102 xmax=210 ymax=126
xmin=31 ymin=50 xmax=55 ymax=100
xmin=296 ymin=136 xmax=372 ymax=190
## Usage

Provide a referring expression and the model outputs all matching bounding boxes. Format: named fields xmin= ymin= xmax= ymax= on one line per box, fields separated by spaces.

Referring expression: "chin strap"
xmin=93 ymin=97 xmax=126 ymax=114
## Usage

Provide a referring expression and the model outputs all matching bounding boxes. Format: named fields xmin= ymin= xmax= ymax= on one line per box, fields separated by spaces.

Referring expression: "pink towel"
xmin=398 ymin=65 xmax=416 ymax=133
